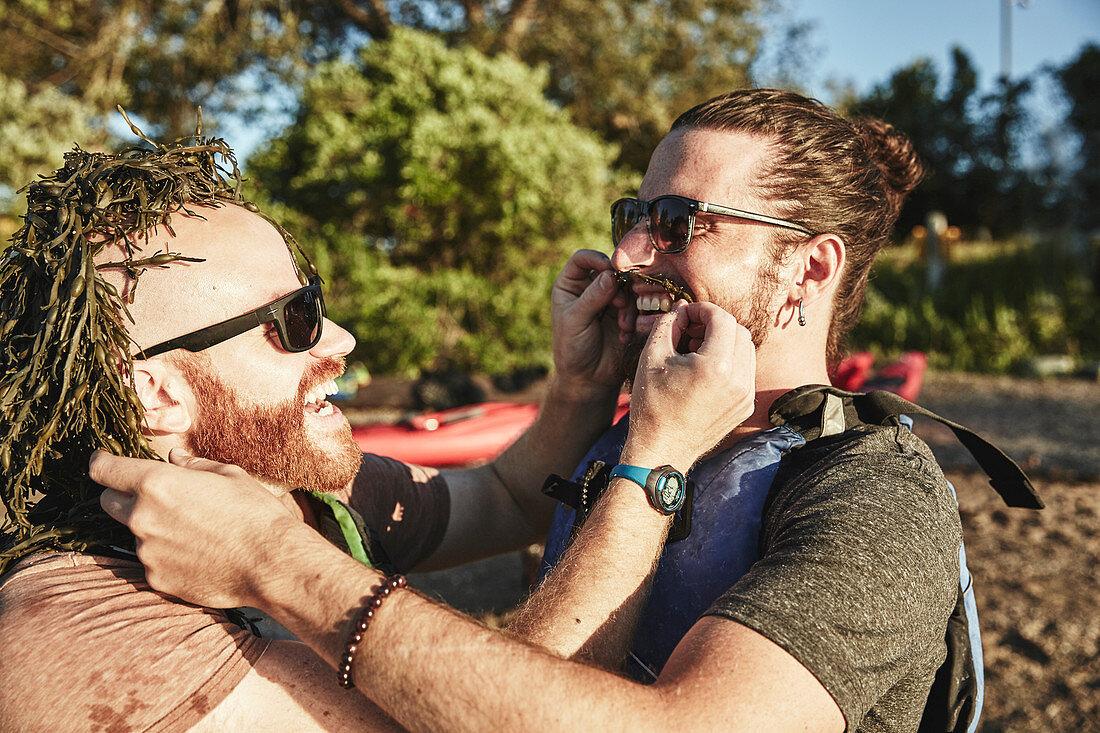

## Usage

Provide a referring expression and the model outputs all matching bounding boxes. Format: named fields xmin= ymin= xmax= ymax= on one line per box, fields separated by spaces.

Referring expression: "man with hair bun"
xmin=91 ymin=89 xmax=985 ymax=732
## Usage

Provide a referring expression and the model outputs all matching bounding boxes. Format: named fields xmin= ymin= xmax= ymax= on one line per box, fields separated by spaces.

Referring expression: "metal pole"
xmin=1000 ymin=0 xmax=1012 ymax=78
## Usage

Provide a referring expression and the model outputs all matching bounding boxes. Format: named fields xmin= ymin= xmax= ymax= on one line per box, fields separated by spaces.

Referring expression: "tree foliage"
xmin=295 ymin=225 xmax=564 ymax=377
xmin=847 ymin=47 xmax=1040 ymax=236
xmin=1057 ymin=43 xmax=1100 ymax=231
xmin=260 ymin=0 xmax=772 ymax=172
xmin=0 ymin=0 xmax=327 ymax=138
xmin=249 ymin=28 xmax=618 ymax=277
xmin=0 ymin=74 xmax=104 ymax=216
xmin=495 ymin=0 xmax=768 ymax=172
xmin=247 ymin=29 xmax=623 ymax=374
xmin=1 ymin=0 xmax=772 ymax=171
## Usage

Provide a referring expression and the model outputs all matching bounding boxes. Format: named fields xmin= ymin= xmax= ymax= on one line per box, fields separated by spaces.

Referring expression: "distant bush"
xmin=0 ymin=74 xmax=104 ymax=217
xmin=245 ymin=28 xmax=627 ymax=377
xmin=268 ymin=216 xmax=561 ymax=378
xmin=851 ymin=240 xmax=1099 ymax=373
xmin=248 ymin=28 xmax=619 ymax=279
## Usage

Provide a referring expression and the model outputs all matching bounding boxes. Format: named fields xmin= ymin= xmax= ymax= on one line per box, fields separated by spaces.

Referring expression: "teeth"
xmin=304 ymin=382 xmax=337 ymax=406
xmin=303 ymin=379 xmax=343 ymax=408
xmin=636 ymin=294 xmax=672 ymax=313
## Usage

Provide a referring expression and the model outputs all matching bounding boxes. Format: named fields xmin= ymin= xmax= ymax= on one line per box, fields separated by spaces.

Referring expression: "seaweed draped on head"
xmin=0 ymin=111 xmax=314 ymax=575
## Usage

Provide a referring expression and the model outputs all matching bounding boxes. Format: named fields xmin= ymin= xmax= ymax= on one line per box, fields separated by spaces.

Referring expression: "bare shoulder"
xmin=0 ymin=552 xmax=268 ymax=731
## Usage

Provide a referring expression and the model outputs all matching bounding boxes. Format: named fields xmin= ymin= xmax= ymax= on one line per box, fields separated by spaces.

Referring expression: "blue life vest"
xmin=539 ymin=416 xmax=807 ymax=679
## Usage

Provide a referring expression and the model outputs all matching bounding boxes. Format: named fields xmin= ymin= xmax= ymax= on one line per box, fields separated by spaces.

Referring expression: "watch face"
xmin=657 ymin=473 xmax=684 ymax=510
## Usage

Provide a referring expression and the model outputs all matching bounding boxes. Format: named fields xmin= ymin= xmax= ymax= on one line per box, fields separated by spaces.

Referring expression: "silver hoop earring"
xmin=797 ymin=299 xmax=806 ymax=327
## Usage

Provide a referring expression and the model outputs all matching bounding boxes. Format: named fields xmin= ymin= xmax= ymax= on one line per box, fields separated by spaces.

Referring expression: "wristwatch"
xmin=608 ymin=464 xmax=687 ymax=515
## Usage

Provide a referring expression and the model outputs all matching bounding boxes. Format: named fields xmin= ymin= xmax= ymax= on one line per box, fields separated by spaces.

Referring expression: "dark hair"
xmin=671 ymin=88 xmax=925 ymax=366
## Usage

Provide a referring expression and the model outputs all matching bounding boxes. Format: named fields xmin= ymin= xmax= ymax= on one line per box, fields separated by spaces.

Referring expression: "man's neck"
xmin=255 ymin=476 xmax=311 ymax=524
xmin=710 ymin=339 xmax=830 ymax=456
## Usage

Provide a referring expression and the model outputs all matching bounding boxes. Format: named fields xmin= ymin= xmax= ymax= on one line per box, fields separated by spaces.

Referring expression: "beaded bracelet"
xmin=337 ymin=574 xmax=407 ymax=689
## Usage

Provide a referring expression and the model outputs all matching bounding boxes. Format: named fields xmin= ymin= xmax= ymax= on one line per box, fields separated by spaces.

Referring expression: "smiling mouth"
xmin=613 ymin=269 xmax=695 ymax=315
xmin=303 ymin=379 xmax=339 ymax=417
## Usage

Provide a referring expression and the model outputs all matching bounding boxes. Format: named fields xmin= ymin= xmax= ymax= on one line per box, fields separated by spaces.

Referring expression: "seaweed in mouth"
xmin=612 ymin=269 xmax=695 ymax=304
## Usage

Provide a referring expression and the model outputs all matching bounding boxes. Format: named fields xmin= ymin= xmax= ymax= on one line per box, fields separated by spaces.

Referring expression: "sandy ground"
xmin=400 ymin=371 xmax=1100 ymax=732
xmin=952 ymin=471 xmax=1100 ymax=732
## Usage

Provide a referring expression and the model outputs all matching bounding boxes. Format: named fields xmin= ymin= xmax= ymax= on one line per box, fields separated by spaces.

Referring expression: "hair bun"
xmin=854 ymin=117 xmax=925 ymax=220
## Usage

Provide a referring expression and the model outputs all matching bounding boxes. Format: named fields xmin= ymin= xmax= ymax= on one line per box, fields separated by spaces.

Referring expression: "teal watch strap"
xmin=609 ymin=463 xmax=686 ymax=515
xmin=608 ymin=464 xmax=653 ymax=489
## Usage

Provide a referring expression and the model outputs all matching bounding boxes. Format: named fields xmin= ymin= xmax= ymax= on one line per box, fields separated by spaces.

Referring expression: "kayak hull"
xmin=353 ymin=353 xmax=926 ymax=467
xmin=353 ymin=402 xmax=541 ymax=467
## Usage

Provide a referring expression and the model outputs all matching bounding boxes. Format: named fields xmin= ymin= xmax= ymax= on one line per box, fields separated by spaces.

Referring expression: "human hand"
xmin=93 ymin=448 xmax=308 ymax=609
xmin=621 ymin=302 xmax=756 ymax=471
xmin=550 ymin=249 xmax=628 ymax=399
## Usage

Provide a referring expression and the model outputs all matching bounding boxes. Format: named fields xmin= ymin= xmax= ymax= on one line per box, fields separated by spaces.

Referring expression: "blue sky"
xmin=789 ymin=0 xmax=1099 ymax=100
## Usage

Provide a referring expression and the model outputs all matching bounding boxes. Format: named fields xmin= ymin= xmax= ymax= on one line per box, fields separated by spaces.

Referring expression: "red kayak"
xmin=858 ymin=351 xmax=926 ymax=403
xmin=354 ymin=395 xmax=631 ymax=467
xmin=830 ymin=351 xmax=876 ymax=391
xmin=354 ymin=353 xmax=926 ymax=466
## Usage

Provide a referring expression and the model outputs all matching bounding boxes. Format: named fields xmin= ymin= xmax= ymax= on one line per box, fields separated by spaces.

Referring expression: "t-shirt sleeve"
xmin=702 ymin=427 xmax=962 ymax=731
xmin=0 ymin=552 xmax=270 ymax=732
xmin=342 ymin=453 xmax=451 ymax=571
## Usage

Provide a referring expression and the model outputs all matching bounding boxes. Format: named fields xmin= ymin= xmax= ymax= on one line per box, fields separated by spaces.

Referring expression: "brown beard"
xmin=619 ymin=259 xmax=782 ymax=390
xmin=172 ymin=354 xmax=362 ymax=494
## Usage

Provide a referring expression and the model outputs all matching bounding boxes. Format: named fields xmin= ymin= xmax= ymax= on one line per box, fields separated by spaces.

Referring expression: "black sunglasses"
xmin=140 ymin=277 xmax=325 ymax=358
xmin=611 ymin=195 xmax=813 ymax=254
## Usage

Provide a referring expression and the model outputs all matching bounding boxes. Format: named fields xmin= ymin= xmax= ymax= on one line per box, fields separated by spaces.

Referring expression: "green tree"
xmin=248 ymin=29 xmax=623 ymax=375
xmin=501 ymin=0 xmax=769 ymax=172
xmin=1 ymin=0 xmax=776 ymax=170
xmin=249 ymin=28 xmax=617 ymax=276
xmin=0 ymin=74 xmax=104 ymax=217
xmin=849 ymin=47 xmax=1036 ymax=235
xmin=0 ymin=0 xmax=321 ymax=138
xmin=1057 ymin=43 xmax=1100 ymax=231
xmin=294 ymin=0 xmax=772 ymax=173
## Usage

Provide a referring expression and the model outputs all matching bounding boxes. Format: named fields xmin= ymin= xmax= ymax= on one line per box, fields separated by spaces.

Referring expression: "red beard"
xmin=174 ymin=355 xmax=361 ymax=494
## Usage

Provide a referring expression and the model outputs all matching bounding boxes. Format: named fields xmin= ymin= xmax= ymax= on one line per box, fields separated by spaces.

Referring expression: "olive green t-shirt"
xmin=704 ymin=424 xmax=963 ymax=733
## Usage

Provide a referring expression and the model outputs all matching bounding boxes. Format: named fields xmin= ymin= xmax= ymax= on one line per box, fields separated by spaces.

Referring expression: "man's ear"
xmin=131 ymin=359 xmax=193 ymax=436
xmin=787 ymin=233 xmax=845 ymax=307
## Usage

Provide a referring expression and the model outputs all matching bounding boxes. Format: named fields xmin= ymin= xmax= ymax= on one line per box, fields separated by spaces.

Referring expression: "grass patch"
xmin=851 ymin=237 xmax=1099 ymax=373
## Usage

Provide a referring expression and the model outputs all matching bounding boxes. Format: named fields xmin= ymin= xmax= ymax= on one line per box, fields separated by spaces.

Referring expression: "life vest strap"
xmin=769 ymin=385 xmax=1043 ymax=510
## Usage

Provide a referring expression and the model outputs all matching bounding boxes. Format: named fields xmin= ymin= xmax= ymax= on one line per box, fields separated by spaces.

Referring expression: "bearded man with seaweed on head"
xmin=0 ymin=117 xmax=405 ymax=730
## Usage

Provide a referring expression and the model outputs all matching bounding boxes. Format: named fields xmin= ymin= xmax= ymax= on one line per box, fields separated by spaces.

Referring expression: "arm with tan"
xmin=505 ymin=301 xmax=756 ymax=667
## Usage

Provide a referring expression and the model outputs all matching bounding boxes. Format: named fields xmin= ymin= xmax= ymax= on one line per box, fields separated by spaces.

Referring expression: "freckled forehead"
xmin=165 ymin=207 xmax=302 ymax=310
xmin=639 ymin=128 xmax=775 ymax=209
